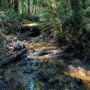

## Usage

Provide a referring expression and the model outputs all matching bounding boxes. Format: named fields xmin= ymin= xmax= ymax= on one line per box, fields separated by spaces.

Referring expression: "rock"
xmin=78 ymin=67 xmax=86 ymax=77
xmin=48 ymin=78 xmax=59 ymax=85
xmin=16 ymin=59 xmax=27 ymax=66
xmin=13 ymin=41 xmax=26 ymax=51
xmin=0 ymin=68 xmax=4 ymax=75
xmin=30 ymin=48 xmax=36 ymax=53
xmin=0 ymin=76 xmax=4 ymax=80
xmin=34 ymin=51 xmax=48 ymax=56
xmin=37 ymin=72 xmax=50 ymax=83
xmin=47 ymin=77 xmax=63 ymax=89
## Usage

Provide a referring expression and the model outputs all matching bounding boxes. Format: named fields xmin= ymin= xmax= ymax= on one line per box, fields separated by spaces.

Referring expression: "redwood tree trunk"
xmin=27 ymin=0 xmax=30 ymax=15
xmin=82 ymin=0 xmax=86 ymax=9
xmin=14 ymin=0 xmax=18 ymax=13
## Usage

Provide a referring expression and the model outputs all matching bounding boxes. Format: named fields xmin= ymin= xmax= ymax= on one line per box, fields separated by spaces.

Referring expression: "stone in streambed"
xmin=34 ymin=51 xmax=48 ymax=56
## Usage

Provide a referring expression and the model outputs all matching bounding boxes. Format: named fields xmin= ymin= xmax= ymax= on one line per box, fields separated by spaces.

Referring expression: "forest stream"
xmin=0 ymin=33 xmax=90 ymax=90
xmin=0 ymin=0 xmax=90 ymax=90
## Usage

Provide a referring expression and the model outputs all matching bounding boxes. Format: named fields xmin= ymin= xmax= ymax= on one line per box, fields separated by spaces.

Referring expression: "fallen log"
xmin=0 ymin=48 xmax=27 ymax=67
xmin=22 ymin=23 xmax=41 ymax=28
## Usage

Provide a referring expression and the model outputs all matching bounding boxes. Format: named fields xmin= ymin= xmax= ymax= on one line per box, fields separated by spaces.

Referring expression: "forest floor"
xmin=0 ymin=31 xmax=90 ymax=90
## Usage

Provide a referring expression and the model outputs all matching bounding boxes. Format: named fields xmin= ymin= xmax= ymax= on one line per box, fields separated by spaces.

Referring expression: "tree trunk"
xmin=21 ymin=0 xmax=24 ymax=17
xmin=0 ymin=48 xmax=27 ymax=67
xmin=70 ymin=0 xmax=82 ymax=26
xmin=8 ymin=0 xmax=10 ymax=3
xmin=82 ymin=0 xmax=86 ymax=9
xmin=27 ymin=0 xmax=30 ymax=15
xmin=0 ymin=0 xmax=2 ymax=7
xmin=14 ymin=0 xmax=18 ymax=14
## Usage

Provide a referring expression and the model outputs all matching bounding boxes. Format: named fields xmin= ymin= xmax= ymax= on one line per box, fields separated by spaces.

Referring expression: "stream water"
xmin=0 ymin=34 xmax=90 ymax=90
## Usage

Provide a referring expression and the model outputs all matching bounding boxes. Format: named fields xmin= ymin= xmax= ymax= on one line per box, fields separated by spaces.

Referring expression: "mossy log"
xmin=0 ymin=48 xmax=27 ymax=67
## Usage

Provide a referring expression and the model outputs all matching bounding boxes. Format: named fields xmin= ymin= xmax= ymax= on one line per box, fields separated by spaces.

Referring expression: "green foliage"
xmin=6 ymin=9 xmax=18 ymax=21
xmin=0 ymin=9 xmax=21 ymax=34
xmin=0 ymin=11 xmax=6 ymax=21
xmin=37 ymin=0 xmax=73 ymax=46
xmin=84 ymin=7 xmax=90 ymax=17
xmin=0 ymin=9 xmax=19 ymax=23
xmin=0 ymin=29 xmax=3 ymax=37
xmin=86 ymin=23 xmax=90 ymax=33
xmin=35 ymin=80 xmax=42 ymax=90
xmin=0 ymin=0 xmax=89 ymax=52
